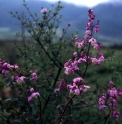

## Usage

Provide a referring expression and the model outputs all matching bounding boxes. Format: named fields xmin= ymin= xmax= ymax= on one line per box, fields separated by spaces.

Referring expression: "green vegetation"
xmin=0 ymin=1 xmax=122 ymax=123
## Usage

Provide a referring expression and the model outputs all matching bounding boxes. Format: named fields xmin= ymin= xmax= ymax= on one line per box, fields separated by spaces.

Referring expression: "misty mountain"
xmin=0 ymin=0 xmax=122 ymax=43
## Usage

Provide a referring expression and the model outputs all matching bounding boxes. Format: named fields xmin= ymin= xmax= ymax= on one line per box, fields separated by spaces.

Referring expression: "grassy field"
xmin=0 ymin=40 xmax=122 ymax=124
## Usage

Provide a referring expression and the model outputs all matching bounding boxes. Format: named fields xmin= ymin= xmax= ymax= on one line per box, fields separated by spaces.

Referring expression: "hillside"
xmin=0 ymin=0 xmax=122 ymax=43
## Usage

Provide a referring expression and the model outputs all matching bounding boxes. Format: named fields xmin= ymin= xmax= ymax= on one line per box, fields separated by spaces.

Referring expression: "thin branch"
xmin=57 ymin=94 xmax=75 ymax=124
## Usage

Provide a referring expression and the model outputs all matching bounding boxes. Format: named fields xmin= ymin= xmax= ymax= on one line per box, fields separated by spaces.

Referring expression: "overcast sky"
xmin=42 ymin=0 xmax=109 ymax=7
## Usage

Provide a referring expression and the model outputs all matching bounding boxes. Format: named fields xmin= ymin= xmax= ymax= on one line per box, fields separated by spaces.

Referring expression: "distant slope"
xmin=93 ymin=3 xmax=122 ymax=42
xmin=0 ymin=0 xmax=122 ymax=43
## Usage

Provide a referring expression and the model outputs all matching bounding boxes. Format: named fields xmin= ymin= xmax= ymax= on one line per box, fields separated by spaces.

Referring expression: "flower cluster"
xmin=98 ymin=81 xmax=122 ymax=119
xmin=91 ymin=53 xmax=104 ymax=65
xmin=0 ymin=59 xmax=18 ymax=76
xmin=55 ymin=78 xmax=90 ymax=95
xmin=28 ymin=88 xmax=40 ymax=102
xmin=0 ymin=58 xmax=40 ymax=103
xmin=75 ymin=9 xmax=99 ymax=48
xmin=11 ymin=70 xmax=38 ymax=85
xmin=58 ymin=9 xmax=104 ymax=96
xmin=67 ymin=77 xmax=90 ymax=95
xmin=89 ymin=38 xmax=102 ymax=51
xmin=64 ymin=59 xmax=79 ymax=75
xmin=64 ymin=9 xmax=104 ymax=76
xmin=16 ymin=75 xmax=26 ymax=84
xmin=98 ymin=93 xmax=106 ymax=110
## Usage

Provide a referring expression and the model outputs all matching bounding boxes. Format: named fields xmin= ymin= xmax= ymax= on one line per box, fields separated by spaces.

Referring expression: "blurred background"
xmin=0 ymin=0 xmax=122 ymax=44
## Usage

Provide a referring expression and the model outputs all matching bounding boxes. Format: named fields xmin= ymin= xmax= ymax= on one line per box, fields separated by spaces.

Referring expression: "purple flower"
xmin=108 ymin=88 xmax=118 ymax=98
xmin=67 ymin=78 xmax=90 ymax=95
xmin=73 ymin=77 xmax=83 ymax=84
xmin=99 ymin=105 xmax=106 ymax=110
xmin=109 ymin=81 xmax=114 ymax=85
xmin=28 ymin=96 xmax=32 ymax=102
xmin=85 ymin=30 xmax=91 ymax=35
xmin=113 ymin=110 xmax=120 ymax=119
xmin=74 ymin=89 xmax=80 ymax=95
xmin=73 ymin=52 xmax=78 ymax=57
xmin=89 ymin=38 xmax=97 ymax=44
xmin=41 ymin=8 xmax=48 ymax=13
xmin=30 ymin=88 xmax=34 ymax=93
xmin=94 ymin=24 xmax=99 ymax=33
xmin=28 ymin=92 xmax=40 ymax=102
xmin=109 ymin=97 xmax=118 ymax=108
xmin=14 ymin=65 xmax=19 ymax=70
xmin=30 ymin=71 xmax=38 ymax=81
xmin=16 ymin=76 xmax=26 ymax=83
xmin=31 ymin=92 xmax=40 ymax=97
xmin=64 ymin=60 xmax=79 ymax=75
xmin=98 ymin=93 xmax=106 ymax=110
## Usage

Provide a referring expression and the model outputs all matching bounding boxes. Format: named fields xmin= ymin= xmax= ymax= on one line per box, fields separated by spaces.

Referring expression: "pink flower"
xmin=109 ymin=98 xmax=118 ymax=108
xmin=82 ymin=85 xmax=90 ymax=89
xmin=89 ymin=38 xmax=97 ymax=44
xmin=91 ymin=58 xmax=100 ymax=65
xmin=31 ymin=92 xmax=40 ymax=97
xmin=7 ymin=64 xmax=11 ymax=68
xmin=75 ymin=89 xmax=80 ymax=95
xmin=59 ymin=79 xmax=66 ymax=88
xmin=41 ymin=8 xmax=48 ymax=13
xmin=86 ymin=21 xmax=93 ymax=27
xmin=14 ymin=65 xmax=19 ymax=70
xmin=94 ymin=24 xmax=99 ymax=33
xmin=3 ymin=62 xmax=7 ymax=67
xmin=67 ymin=78 xmax=90 ymax=95
xmin=84 ymin=34 xmax=88 ymax=39
xmin=91 ymin=54 xmax=104 ymax=66
xmin=30 ymin=88 xmax=34 ymax=93
xmin=55 ymin=79 xmax=67 ymax=93
xmin=93 ymin=44 xmax=101 ymax=50
xmin=75 ymin=37 xmax=78 ymax=40
xmin=28 ymin=92 xmax=40 ymax=102
xmin=113 ymin=111 xmax=120 ymax=118
xmin=117 ymin=89 xmax=122 ymax=96
xmin=108 ymin=88 xmax=118 ymax=98
xmin=64 ymin=67 xmax=72 ymax=75
xmin=78 ymin=58 xmax=86 ymax=63
xmin=85 ymin=30 xmax=91 ymax=35
xmin=109 ymin=81 xmax=114 ymax=85
xmin=99 ymin=105 xmax=106 ymax=110
xmin=0 ymin=59 xmax=19 ymax=77
xmin=98 ymin=81 xmax=122 ymax=118
xmin=73 ymin=52 xmax=78 ymax=57
xmin=99 ymin=55 xmax=104 ymax=62
xmin=2 ymin=69 xmax=9 ymax=76
xmin=32 ymin=72 xmax=36 ymax=77
xmin=16 ymin=76 xmax=26 ymax=83
xmin=73 ymin=77 xmax=83 ymax=84
xmin=75 ymin=41 xmax=85 ymax=48
xmin=11 ymin=76 xmax=15 ymax=81
xmin=64 ymin=60 xmax=79 ymax=75
xmin=98 ymin=93 xmax=106 ymax=110
xmin=30 ymin=71 xmax=38 ymax=81
xmin=28 ymin=96 xmax=32 ymax=102
xmin=80 ymin=85 xmax=90 ymax=92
